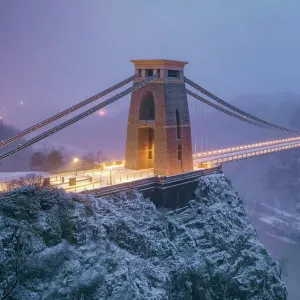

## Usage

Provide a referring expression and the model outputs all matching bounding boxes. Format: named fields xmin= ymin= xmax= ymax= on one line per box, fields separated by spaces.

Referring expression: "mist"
xmin=1 ymin=0 xmax=300 ymax=156
xmin=1 ymin=1 xmax=300 ymax=299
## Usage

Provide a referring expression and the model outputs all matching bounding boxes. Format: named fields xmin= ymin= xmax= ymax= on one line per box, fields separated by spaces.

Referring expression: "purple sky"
xmin=1 ymin=1 xmax=300 ymax=158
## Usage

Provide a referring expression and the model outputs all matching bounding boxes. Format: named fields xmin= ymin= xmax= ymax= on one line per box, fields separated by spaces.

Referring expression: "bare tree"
xmin=47 ymin=149 xmax=64 ymax=171
xmin=4 ymin=174 xmax=45 ymax=192
xmin=30 ymin=151 xmax=47 ymax=171
xmin=96 ymin=150 xmax=108 ymax=163
xmin=278 ymin=257 xmax=288 ymax=278
xmin=81 ymin=152 xmax=95 ymax=166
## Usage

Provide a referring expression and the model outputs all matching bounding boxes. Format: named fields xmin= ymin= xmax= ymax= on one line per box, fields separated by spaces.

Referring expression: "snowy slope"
xmin=0 ymin=174 xmax=287 ymax=299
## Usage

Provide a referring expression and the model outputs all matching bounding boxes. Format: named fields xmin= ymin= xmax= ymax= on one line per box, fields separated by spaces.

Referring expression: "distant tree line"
xmin=30 ymin=148 xmax=108 ymax=172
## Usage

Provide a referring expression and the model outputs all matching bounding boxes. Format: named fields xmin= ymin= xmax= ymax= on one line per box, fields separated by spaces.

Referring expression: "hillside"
xmin=0 ymin=174 xmax=287 ymax=299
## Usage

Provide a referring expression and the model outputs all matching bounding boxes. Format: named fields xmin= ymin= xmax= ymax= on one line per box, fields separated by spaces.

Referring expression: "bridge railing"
xmin=87 ymin=166 xmax=222 ymax=197
xmin=87 ymin=176 xmax=159 ymax=197
xmin=193 ymin=136 xmax=300 ymax=158
xmin=156 ymin=166 xmax=222 ymax=184
xmin=201 ymin=142 xmax=300 ymax=165
xmin=63 ymin=170 xmax=155 ymax=193
xmin=51 ymin=160 xmax=125 ymax=176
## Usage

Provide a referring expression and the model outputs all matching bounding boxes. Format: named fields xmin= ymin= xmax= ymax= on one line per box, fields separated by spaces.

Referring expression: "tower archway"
xmin=176 ymin=109 xmax=181 ymax=139
xmin=137 ymin=127 xmax=155 ymax=169
xmin=139 ymin=91 xmax=155 ymax=120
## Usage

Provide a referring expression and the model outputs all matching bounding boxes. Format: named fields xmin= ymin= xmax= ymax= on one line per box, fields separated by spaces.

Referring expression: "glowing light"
xmin=20 ymin=100 xmax=24 ymax=105
xmin=99 ymin=110 xmax=105 ymax=116
xmin=73 ymin=157 xmax=79 ymax=163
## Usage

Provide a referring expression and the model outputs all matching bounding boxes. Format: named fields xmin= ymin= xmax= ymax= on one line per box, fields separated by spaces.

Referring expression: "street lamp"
xmin=73 ymin=157 xmax=79 ymax=176
xmin=109 ymin=166 xmax=112 ymax=185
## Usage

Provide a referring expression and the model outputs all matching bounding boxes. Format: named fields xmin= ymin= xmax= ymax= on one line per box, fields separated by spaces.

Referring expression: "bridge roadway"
xmin=2 ymin=137 xmax=299 ymax=195
xmin=193 ymin=136 xmax=300 ymax=159
xmin=48 ymin=136 xmax=300 ymax=193
xmin=194 ymin=138 xmax=300 ymax=165
xmin=49 ymin=165 xmax=217 ymax=193
xmin=50 ymin=166 xmax=155 ymax=193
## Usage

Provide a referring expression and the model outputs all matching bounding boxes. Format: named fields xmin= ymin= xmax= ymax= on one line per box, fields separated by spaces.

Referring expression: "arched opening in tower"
xmin=178 ymin=144 xmax=182 ymax=160
xmin=176 ymin=109 xmax=181 ymax=139
xmin=148 ymin=128 xmax=155 ymax=166
xmin=137 ymin=127 xmax=155 ymax=169
xmin=139 ymin=91 xmax=155 ymax=120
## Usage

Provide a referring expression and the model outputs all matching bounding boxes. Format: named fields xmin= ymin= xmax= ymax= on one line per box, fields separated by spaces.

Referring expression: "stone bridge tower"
xmin=125 ymin=59 xmax=193 ymax=176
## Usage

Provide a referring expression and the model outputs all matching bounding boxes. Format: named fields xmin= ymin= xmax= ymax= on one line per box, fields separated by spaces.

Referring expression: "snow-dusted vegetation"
xmin=0 ymin=174 xmax=287 ymax=299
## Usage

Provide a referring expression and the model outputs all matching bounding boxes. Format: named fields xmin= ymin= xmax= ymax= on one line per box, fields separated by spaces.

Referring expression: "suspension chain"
xmin=185 ymin=77 xmax=298 ymax=134
xmin=0 ymin=73 xmax=158 ymax=162
xmin=0 ymin=73 xmax=140 ymax=149
xmin=186 ymin=89 xmax=275 ymax=131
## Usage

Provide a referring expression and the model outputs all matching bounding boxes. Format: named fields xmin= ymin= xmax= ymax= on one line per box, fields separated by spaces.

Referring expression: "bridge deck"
xmin=90 ymin=166 xmax=221 ymax=199
xmin=193 ymin=136 xmax=300 ymax=159
xmin=1 ymin=137 xmax=300 ymax=195
xmin=194 ymin=139 xmax=300 ymax=164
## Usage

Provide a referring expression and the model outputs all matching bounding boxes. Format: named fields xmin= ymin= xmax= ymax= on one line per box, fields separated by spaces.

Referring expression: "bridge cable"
xmin=0 ymin=73 xmax=140 ymax=149
xmin=185 ymin=77 xmax=298 ymax=134
xmin=186 ymin=89 xmax=277 ymax=131
xmin=0 ymin=73 xmax=159 ymax=162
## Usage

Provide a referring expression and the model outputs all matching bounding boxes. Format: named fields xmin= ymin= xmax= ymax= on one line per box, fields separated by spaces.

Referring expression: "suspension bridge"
xmin=0 ymin=59 xmax=299 ymax=207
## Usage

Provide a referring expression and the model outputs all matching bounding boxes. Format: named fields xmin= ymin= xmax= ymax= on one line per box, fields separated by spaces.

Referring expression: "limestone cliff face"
xmin=0 ymin=174 xmax=287 ymax=299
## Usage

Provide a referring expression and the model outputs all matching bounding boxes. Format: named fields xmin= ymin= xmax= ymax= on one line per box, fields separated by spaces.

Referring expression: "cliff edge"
xmin=0 ymin=174 xmax=287 ymax=299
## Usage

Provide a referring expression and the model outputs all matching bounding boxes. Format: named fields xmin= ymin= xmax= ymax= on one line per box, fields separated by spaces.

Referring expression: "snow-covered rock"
xmin=0 ymin=174 xmax=287 ymax=299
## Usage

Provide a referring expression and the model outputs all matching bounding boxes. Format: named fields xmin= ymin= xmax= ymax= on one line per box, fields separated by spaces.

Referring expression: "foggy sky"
xmin=1 ymin=0 xmax=300 ymax=156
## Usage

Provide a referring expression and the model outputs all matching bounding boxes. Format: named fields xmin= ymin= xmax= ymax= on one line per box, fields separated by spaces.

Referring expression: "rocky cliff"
xmin=0 ymin=174 xmax=287 ymax=299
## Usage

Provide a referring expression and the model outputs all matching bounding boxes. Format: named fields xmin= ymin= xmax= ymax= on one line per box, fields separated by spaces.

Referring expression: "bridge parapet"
xmin=131 ymin=59 xmax=187 ymax=83
xmin=90 ymin=166 xmax=222 ymax=208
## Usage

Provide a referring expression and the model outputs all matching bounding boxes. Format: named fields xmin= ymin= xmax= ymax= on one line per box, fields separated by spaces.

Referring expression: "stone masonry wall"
xmin=125 ymin=81 xmax=193 ymax=175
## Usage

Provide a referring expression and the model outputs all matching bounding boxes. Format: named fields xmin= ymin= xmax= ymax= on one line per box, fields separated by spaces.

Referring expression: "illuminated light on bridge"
xmin=192 ymin=136 xmax=300 ymax=157
xmin=194 ymin=139 xmax=300 ymax=166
